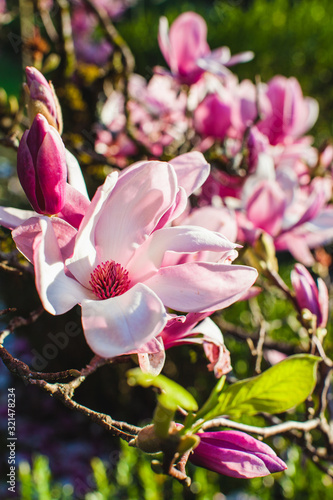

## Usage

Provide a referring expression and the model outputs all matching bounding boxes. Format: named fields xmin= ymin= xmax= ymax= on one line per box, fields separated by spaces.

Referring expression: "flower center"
xmin=89 ymin=260 xmax=131 ymax=300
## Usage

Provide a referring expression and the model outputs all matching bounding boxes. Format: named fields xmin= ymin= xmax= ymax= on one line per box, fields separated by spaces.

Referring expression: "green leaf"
xmin=183 ymin=376 xmax=226 ymax=432
xmin=205 ymin=354 xmax=320 ymax=420
xmin=127 ymin=368 xmax=198 ymax=412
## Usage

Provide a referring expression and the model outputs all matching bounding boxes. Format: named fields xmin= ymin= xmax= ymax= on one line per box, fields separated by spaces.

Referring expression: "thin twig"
xmin=201 ymin=417 xmax=321 ymax=437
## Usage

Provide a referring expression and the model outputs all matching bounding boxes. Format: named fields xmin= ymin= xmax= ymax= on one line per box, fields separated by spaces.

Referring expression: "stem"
xmin=200 ymin=417 xmax=321 ymax=438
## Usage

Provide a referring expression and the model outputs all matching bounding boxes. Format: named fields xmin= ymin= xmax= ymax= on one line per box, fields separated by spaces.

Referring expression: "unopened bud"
xmin=24 ymin=66 xmax=63 ymax=134
xmin=17 ymin=113 xmax=67 ymax=215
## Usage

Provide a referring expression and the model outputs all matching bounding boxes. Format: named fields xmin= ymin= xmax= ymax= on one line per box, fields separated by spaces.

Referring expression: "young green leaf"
xmin=205 ymin=354 xmax=320 ymax=420
xmin=127 ymin=368 xmax=198 ymax=412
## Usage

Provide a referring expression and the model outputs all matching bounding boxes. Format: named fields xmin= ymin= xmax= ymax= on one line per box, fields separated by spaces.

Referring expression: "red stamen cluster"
xmin=89 ymin=260 xmax=131 ymax=300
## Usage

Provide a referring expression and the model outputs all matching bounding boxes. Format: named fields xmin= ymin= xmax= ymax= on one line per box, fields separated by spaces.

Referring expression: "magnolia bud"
xmin=17 ymin=114 xmax=67 ymax=215
xmin=291 ymin=263 xmax=329 ymax=328
xmin=24 ymin=66 xmax=63 ymax=134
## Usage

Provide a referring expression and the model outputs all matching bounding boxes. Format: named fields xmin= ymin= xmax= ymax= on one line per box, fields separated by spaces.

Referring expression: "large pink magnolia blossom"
xmin=190 ymin=430 xmax=287 ymax=478
xmin=157 ymin=12 xmax=253 ymax=85
xmin=12 ymin=155 xmax=257 ymax=360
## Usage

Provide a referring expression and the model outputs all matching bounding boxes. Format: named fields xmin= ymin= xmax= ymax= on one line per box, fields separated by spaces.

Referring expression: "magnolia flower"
xmin=12 ymin=156 xmax=257 ymax=360
xmin=157 ymin=12 xmax=253 ymax=85
xmin=96 ymin=74 xmax=187 ymax=162
xmin=291 ymin=263 xmax=329 ymax=328
xmin=190 ymin=430 xmax=287 ymax=478
xmin=231 ymin=154 xmax=333 ymax=265
xmin=257 ymin=76 xmax=319 ymax=145
xmin=193 ymin=91 xmax=232 ymax=141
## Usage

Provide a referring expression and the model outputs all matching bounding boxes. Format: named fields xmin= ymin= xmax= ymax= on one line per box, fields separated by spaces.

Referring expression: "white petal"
xmin=145 ymin=262 xmax=258 ymax=312
xmin=169 ymin=152 xmax=210 ymax=196
xmin=81 ymin=283 xmax=168 ymax=358
xmin=34 ymin=218 xmax=92 ymax=315
xmin=191 ymin=317 xmax=224 ymax=345
xmin=128 ymin=225 xmax=238 ymax=283
xmin=66 ymin=171 xmax=118 ymax=287
xmin=0 ymin=206 xmax=36 ymax=230
xmin=93 ymin=161 xmax=177 ymax=266
xmin=137 ymin=337 xmax=166 ymax=376
xmin=65 ymin=149 xmax=89 ymax=199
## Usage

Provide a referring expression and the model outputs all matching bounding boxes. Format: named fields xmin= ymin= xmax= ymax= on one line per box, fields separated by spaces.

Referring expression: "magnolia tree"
xmin=0 ymin=1 xmax=332 ymax=495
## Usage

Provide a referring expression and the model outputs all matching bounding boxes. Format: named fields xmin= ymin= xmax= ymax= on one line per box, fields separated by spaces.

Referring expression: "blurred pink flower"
xmin=157 ymin=12 xmax=253 ymax=85
xmin=0 ymin=0 xmax=6 ymax=15
xmin=96 ymin=74 xmax=187 ymax=161
xmin=257 ymin=76 xmax=319 ymax=145
xmin=291 ymin=263 xmax=329 ymax=328
xmin=193 ymin=90 xmax=232 ymax=141
xmin=234 ymin=154 xmax=333 ymax=264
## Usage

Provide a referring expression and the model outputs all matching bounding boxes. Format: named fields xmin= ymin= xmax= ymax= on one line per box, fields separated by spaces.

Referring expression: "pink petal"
xmin=190 ymin=442 xmax=272 ymax=478
xmin=145 ymin=262 xmax=258 ymax=312
xmin=127 ymin=225 xmax=239 ymax=284
xmin=226 ymin=50 xmax=255 ymax=66
xmin=137 ymin=337 xmax=166 ymax=376
xmin=168 ymin=12 xmax=209 ymax=80
xmin=169 ymin=152 xmax=210 ymax=196
xmin=276 ymin=232 xmax=315 ymax=266
xmin=158 ymin=16 xmax=171 ymax=68
xmin=154 ymin=186 xmax=188 ymax=231
xmin=65 ymin=149 xmax=89 ymax=199
xmin=0 ymin=206 xmax=36 ymax=230
xmin=13 ymin=215 xmax=77 ymax=263
xmin=93 ymin=162 xmax=177 ymax=266
xmin=161 ymin=311 xmax=210 ymax=346
xmin=181 ymin=205 xmax=238 ymax=243
xmin=57 ymin=183 xmax=90 ymax=229
xmin=317 ymin=277 xmax=329 ymax=328
xmin=33 ymin=218 xmax=92 ymax=315
xmin=66 ymin=172 xmax=118 ymax=287
xmin=246 ymin=180 xmax=286 ymax=236
xmin=81 ymin=283 xmax=168 ymax=358
xmin=137 ymin=350 xmax=166 ymax=376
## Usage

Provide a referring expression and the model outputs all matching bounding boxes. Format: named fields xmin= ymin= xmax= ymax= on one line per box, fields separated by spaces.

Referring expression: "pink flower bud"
xmin=24 ymin=66 xmax=63 ymax=134
xmin=190 ymin=430 xmax=287 ymax=478
xmin=17 ymin=113 xmax=67 ymax=215
xmin=291 ymin=263 xmax=329 ymax=328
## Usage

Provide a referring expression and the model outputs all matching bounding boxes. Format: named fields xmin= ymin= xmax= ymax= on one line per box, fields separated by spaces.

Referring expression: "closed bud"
xmin=24 ymin=66 xmax=63 ymax=134
xmin=17 ymin=113 xmax=67 ymax=215
xmin=190 ymin=430 xmax=287 ymax=478
xmin=291 ymin=263 xmax=329 ymax=328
